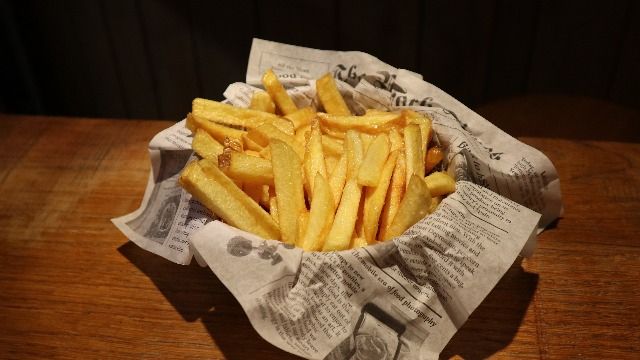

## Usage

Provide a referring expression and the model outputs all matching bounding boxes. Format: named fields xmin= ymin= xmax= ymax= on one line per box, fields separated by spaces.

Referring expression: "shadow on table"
xmin=118 ymin=241 xmax=300 ymax=360
xmin=440 ymin=258 xmax=539 ymax=359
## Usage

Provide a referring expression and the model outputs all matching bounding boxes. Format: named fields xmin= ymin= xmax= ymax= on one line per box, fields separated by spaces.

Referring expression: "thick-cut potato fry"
xmin=295 ymin=124 xmax=312 ymax=146
xmin=328 ymin=153 xmax=348 ymax=207
xmin=325 ymin=155 xmax=339 ymax=172
xmin=378 ymin=151 xmax=406 ymax=241
xmin=345 ymin=130 xmax=364 ymax=180
xmin=271 ymin=118 xmax=296 ymax=136
xmin=388 ymin=127 xmax=404 ymax=151
xmin=318 ymin=112 xmax=403 ymax=134
xmin=404 ymin=124 xmax=424 ymax=185
xmin=270 ymin=139 xmax=306 ymax=245
xmin=351 ymin=237 xmax=368 ymax=249
xmin=180 ymin=160 xmax=280 ymax=240
xmin=242 ymin=134 xmax=264 ymax=152
xmin=192 ymin=129 xmax=224 ymax=159
xmin=301 ymin=174 xmax=335 ymax=251
xmin=246 ymin=123 xmax=305 ymax=159
xmin=425 ymin=146 xmax=444 ymax=173
xmin=429 ymin=196 xmax=442 ymax=214
xmin=244 ymin=149 xmax=261 ymax=157
xmin=358 ymin=133 xmax=390 ymax=186
xmin=304 ymin=124 xmax=327 ymax=197
xmin=285 ymin=107 xmax=316 ymax=130
xmin=262 ymin=69 xmax=297 ymax=115
xmin=363 ymin=151 xmax=398 ymax=243
xmin=297 ymin=212 xmax=310 ymax=247
xmin=218 ymin=151 xmax=273 ymax=184
xmin=424 ymin=171 xmax=456 ymax=196
xmin=193 ymin=98 xmax=282 ymax=128
xmin=382 ymin=175 xmax=432 ymax=241
xmin=322 ymin=179 xmax=362 ymax=251
xmin=189 ymin=113 xmax=245 ymax=143
xmin=321 ymin=135 xmax=343 ymax=157
xmin=269 ymin=196 xmax=279 ymax=224
xmin=316 ymin=73 xmax=351 ymax=116
xmin=249 ymin=91 xmax=276 ymax=114
xmin=403 ymin=110 xmax=431 ymax=162
xmin=320 ymin=124 xmax=346 ymax=139
xmin=186 ymin=113 xmax=197 ymax=132
xmin=360 ymin=132 xmax=375 ymax=153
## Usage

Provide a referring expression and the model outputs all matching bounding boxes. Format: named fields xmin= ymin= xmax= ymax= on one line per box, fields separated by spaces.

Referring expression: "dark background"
xmin=1 ymin=0 xmax=639 ymax=127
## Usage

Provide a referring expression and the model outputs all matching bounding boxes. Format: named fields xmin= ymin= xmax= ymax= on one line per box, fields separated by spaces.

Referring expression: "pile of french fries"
xmin=179 ymin=70 xmax=456 ymax=251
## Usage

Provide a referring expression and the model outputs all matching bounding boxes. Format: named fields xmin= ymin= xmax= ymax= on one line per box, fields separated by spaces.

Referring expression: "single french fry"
xmin=351 ymin=236 xmax=368 ymax=249
xmin=322 ymin=135 xmax=343 ymax=157
xmin=271 ymin=117 xmax=295 ymax=136
xmin=242 ymin=134 xmax=264 ymax=152
xmin=363 ymin=151 xmax=398 ymax=243
xmin=328 ymin=153 xmax=348 ymax=207
xmin=318 ymin=112 xmax=403 ymax=134
xmin=378 ymin=151 xmax=406 ymax=241
xmin=358 ymin=133 xmax=390 ymax=186
xmin=403 ymin=110 xmax=432 ymax=149
xmin=193 ymin=98 xmax=282 ymax=128
xmin=271 ymin=139 xmax=306 ymax=245
xmin=424 ymin=171 xmax=456 ymax=197
xmin=404 ymin=124 xmax=424 ymax=185
xmin=345 ymin=130 xmax=364 ymax=180
xmin=297 ymin=212 xmax=310 ymax=247
xmin=218 ymin=151 xmax=273 ymax=184
xmin=249 ymin=91 xmax=276 ymax=114
xmin=361 ymin=132 xmax=377 ymax=154
xmin=295 ymin=123 xmax=312 ymax=146
xmin=262 ymin=69 xmax=297 ymax=115
xmin=316 ymin=73 xmax=351 ymax=116
xmin=428 ymin=196 xmax=442 ymax=214
xmin=247 ymin=123 xmax=305 ymax=159
xmin=269 ymin=196 xmax=279 ymax=224
xmin=425 ymin=146 xmax=444 ymax=173
xmin=179 ymin=160 xmax=280 ymax=240
xmin=192 ymin=128 xmax=224 ymax=160
xmin=189 ymin=113 xmax=245 ymax=143
xmin=285 ymin=107 xmax=316 ymax=130
xmin=320 ymin=124 xmax=346 ymax=140
xmin=382 ymin=175 xmax=432 ymax=241
xmin=322 ymin=179 xmax=362 ymax=251
xmin=325 ymin=155 xmax=339 ymax=172
xmin=301 ymin=174 xmax=335 ymax=251
xmin=304 ymin=123 xmax=327 ymax=198
xmin=388 ymin=127 xmax=404 ymax=151
xmin=186 ymin=113 xmax=197 ymax=133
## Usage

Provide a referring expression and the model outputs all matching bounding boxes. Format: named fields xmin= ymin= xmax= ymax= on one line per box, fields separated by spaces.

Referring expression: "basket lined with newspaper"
xmin=113 ymin=39 xmax=562 ymax=359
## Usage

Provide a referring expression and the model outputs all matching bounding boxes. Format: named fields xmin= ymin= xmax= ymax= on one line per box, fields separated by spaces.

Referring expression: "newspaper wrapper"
xmin=112 ymin=39 xmax=563 ymax=359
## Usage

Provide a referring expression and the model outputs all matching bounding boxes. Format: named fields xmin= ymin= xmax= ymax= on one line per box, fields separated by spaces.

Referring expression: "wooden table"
xmin=0 ymin=114 xmax=638 ymax=359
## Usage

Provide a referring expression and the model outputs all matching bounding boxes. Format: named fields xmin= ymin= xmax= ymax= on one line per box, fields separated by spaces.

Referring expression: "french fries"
xmin=180 ymin=70 xmax=456 ymax=252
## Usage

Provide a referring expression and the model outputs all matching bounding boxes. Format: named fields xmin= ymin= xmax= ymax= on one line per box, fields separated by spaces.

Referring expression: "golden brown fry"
xmin=328 ymin=153 xmax=348 ymax=207
xmin=295 ymin=123 xmax=312 ymax=146
xmin=270 ymin=139 xmax=306 ymax=245
xmin=318 ymin=112 xmax=403 ymax=134
xmin=325 ymin=155 xmax=339 ymax=172
xmin=358 ymin=133 xmax=390 ymax=186
xmin=321 ymin=135 xmax=343 ymax=157
xmin=188 ymin=113 xmax=245 ymax=143
xmin=186 ymin=113 xmax=197 ymax=133
xmin=244 ymin=182 xmax=264 ymax=205
xmin=351 ymin=236 xmax=368 ymax=249
xmin=301 ymin=174 xmax=335 ymax=251
xmin=303 ymin=123 xmax=327 ymax=198
xmin=360 ymin=132 xmax=375 ymax=153
xmin=316 ymin=73 xmax=351 ymax=116
xmin=246 ymin=123 xmax=305 ymax=159
xmin=425 ymin=146 xmax=444 ymax=173
xmin=424 ymin=171 xmax=456 ymax=197
xmin=345 ymin=130 xmax=364 ymax=180
xmin=262 ymin=69 xmax=297 ymax=115
xmin=319 ymin=124 xmax=346 ymax=139
xmin=378 ymin=151 xmax=406 ymax=241
xmin=363 ymin=151 xmax=398 ymax=243
xmin=403 ymin=110 xmax=432 ymax=147
xmin=218 ymin=151 xmax=273 ymax=184
xmin=388 ymin=127 xmax=404 ymax=151
xmin=322 ymin=179 xmax=362 ymax=251
xmin=297 ymin=212 xmax=310 ymax=247
xmin=428 ymin=196 xmax=442 ymax=214
xmin=285 ymin=107 xmax=316 ymax=130
xmin=269 ymin=196 xmax=279 ymax=224
xmin=249 ymin=91 xmax=276 ymax=114
xmin=223 ymin=137 xmax=243 ymax=152
xmin=180 ymin=160 xmax=280 ymax=240
xmin=404 ymin=124 xmax=424 ymax=185
xmin=192 ymin=128 xmax=224 ymax=160
xmin=242 ymin=134 xmax=264 ymax=152
xmin=193 ymin=98 xmax=281 ymax=128
xmin=382 ymin=175 xmax=432 ymax=241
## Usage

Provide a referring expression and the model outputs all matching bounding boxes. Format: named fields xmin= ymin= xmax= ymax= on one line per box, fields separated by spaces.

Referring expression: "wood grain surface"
xmin=0 ymin=114 xmax=638 ymax=359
